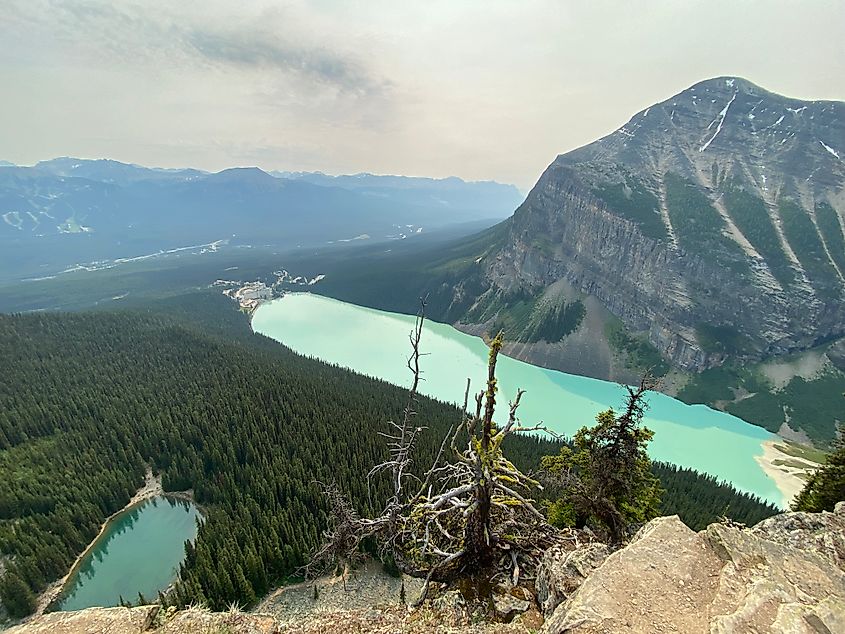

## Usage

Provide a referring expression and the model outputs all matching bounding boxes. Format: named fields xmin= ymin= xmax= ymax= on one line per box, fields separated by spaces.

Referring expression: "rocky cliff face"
xmin=465 ymin=77 xmax=845 ymax=374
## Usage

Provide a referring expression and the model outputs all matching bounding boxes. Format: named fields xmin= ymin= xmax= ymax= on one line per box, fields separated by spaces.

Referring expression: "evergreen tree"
xmin=0 ymin=573 xmax=37 ymax=618
xmin=541 ymin=378 xmax=663 ymax=542
xmin=793 ymin=394 xmax=844 ymax=513
xmin=793 ymin=440 xmax=845 ymax=512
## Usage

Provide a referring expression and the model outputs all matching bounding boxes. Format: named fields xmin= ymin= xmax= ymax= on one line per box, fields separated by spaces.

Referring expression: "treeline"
xmin=0 ymin=292 xmax=776 ymax=616
xmin=652 ymin=462 xmax=777 ymax=530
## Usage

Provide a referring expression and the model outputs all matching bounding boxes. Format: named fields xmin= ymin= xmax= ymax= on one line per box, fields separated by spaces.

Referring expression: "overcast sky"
xmin=2 ymin=1 xmax=844 ymax=188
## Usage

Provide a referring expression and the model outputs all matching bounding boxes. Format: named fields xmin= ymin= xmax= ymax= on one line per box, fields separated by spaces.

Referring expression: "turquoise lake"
xmin=252 ymin=293 xmax=783 ymax=507
xmin=56 ymin=497 xmax=201 ymax=611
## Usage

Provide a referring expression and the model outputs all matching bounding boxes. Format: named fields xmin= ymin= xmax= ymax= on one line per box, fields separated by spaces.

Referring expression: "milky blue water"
xmin=253 ymin=293 xmax=783 ymax=506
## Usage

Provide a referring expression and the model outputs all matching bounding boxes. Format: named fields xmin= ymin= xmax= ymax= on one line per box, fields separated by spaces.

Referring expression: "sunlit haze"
xmin=3 ymin=0 xmax=844 ymax=188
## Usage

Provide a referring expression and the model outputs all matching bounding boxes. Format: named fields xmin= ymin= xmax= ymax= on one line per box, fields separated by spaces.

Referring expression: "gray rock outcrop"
xmin=541 ymin=503 xmax=845 ymax=633
xmin=6 ymin=605 xmax=277 ymax=634
xmin=6 ymin=606 xmax=160 ymax=634
xmin=536 ymin=541 xmax=611 ymax=615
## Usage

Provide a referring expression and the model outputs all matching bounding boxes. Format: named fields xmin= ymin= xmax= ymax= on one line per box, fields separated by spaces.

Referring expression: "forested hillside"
xmin=0 ymin=293 xmax=776 ymax=617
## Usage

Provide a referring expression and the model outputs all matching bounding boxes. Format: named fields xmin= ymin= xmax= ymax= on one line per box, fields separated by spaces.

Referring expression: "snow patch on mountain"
xmin=700 ymin=92 xmax=737 ymax=152
xmin=819 ymin=140 xmax=840 ymax=159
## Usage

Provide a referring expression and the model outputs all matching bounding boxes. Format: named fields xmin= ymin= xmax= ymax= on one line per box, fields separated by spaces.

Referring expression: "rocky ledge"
xmin=4 ymin=605 xmax=275 ymax=634
xmin=540 ymin=502 xmax=845 ymax=633
xmin=7 ymin=504 xmax=844 ymax=633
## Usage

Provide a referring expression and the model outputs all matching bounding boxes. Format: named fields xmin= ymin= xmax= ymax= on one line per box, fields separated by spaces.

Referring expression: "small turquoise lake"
xmin=56 ymin=497 xmax=201 ymax=612
xmin=252 ymin=293 xmax=783 ymax=506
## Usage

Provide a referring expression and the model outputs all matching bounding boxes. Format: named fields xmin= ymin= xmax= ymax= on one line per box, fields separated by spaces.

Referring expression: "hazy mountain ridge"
xmin=0 ymin=159 xmax=522 ymax=282
xmin=460 ymin=77 xmax=844 ymax=374
xmin=32 ymin=157 xmax=209 ymax=184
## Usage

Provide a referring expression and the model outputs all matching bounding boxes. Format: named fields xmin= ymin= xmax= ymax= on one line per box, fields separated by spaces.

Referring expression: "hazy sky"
xmin=2 ymin=1 xmax=844 ymax=188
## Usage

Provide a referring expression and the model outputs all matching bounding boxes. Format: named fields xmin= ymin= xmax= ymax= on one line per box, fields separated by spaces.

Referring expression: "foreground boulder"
xmin=541 ymin=503 xmax=845 ymax=633
xmin=536 ymin=541 xmax=611 ymax=615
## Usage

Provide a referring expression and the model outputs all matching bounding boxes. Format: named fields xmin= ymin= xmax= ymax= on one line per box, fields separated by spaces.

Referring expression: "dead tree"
xmin=307 ymin=305 xmax=560 ymax=600
xmin=306 ymin=304 xmax=430 ymax=578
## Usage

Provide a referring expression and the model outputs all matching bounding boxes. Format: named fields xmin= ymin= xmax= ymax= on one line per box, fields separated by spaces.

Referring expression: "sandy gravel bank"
xmin=754 ymin=440 xmax=821 ymax=508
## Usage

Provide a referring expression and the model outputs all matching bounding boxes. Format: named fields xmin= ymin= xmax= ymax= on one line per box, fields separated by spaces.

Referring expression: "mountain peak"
xmin=36 ymin=157 xmax=138 ymax=170
xmin=486 ymin=76 xmax=845 ymax=384
xmin=686 ymin=76 xmax=761 ymax=94
xmin=210 ymin=167 xmax=277 ymax=185
xmin=560 ymin=75 xmax=845 ymax=183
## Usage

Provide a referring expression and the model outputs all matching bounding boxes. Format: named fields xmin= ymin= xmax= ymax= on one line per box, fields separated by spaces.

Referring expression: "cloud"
xmin=4 ymin=1 xmax=843 ymax=187
xmin=184 ymin=28 xmax=387 ymax=97
xmin=7 ymin=0 xmax=389 ymax=98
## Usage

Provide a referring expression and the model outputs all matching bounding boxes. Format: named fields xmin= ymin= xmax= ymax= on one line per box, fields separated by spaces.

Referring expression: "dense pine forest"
xmin=0 ymin=292 xmax=777 ymax=617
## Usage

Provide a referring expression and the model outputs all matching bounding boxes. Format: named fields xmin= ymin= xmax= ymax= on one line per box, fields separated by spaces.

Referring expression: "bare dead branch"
xmin=308 ymin=313 xmax=565 ymax=601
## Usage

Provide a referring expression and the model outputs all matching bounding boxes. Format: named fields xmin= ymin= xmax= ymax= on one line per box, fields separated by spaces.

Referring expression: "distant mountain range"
xmin=0 ymin=159 xmax=522 ymax=281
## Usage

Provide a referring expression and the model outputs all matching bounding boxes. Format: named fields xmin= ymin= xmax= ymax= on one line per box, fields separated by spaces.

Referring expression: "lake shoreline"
xmin=30 ymin=468 xmax=195 ymax=620
xmin=754 ymin=440 xmax=821 ymax=509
